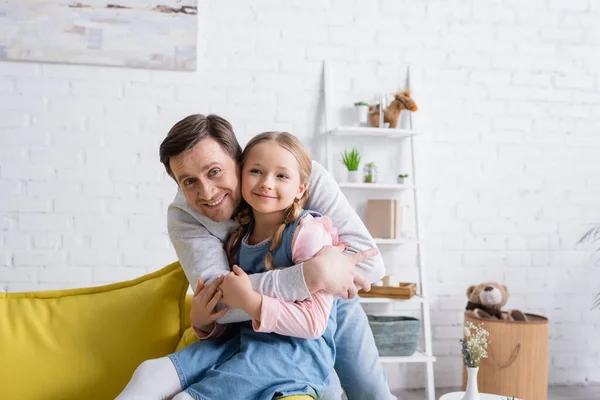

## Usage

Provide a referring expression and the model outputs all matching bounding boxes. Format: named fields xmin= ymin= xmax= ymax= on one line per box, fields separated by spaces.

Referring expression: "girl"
xmin=171 ymin=131 xmax=341 ymax=400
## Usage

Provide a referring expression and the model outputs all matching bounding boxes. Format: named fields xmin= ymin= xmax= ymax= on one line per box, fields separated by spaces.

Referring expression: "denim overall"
xmin=169 ymin=210 xmax=337 ymax=400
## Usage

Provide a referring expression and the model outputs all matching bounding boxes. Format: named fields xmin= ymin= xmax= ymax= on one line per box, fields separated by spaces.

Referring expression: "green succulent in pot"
xmin=340 ymin=148 xmax=361 ymax=171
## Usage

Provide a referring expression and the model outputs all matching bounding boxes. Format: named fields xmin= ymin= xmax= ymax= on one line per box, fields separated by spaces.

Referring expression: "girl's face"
xmin=241 ymin=141 xmax=307 ymax=217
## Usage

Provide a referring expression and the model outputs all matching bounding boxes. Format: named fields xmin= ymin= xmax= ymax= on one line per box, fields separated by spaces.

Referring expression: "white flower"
xmin=461 ymin=322 xmax=490 ymax=367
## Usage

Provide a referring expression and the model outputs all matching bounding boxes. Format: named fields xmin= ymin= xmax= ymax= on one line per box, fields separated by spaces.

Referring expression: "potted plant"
xmin=397 ymin=173 xmax=409 ymax=184
xmin=579 ymin=226 xmax=600 ymax=309
xmin=363 ymin=162 xmax=377 ymax=183
xmin=354 ymin=101 xmax=369 ymax=126
xmin=340 ymin=148 xmax=361 ymax=183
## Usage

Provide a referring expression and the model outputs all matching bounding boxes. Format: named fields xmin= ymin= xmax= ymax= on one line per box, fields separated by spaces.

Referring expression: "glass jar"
xmin=363 ymin=162 xmax=378 ymax=183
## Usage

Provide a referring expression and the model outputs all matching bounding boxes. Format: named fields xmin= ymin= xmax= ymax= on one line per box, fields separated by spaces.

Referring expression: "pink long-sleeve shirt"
xmin=252 ymin=214 xmax=337 ymax=339
xmin=195 ymin=214 xmax=337 ymax=340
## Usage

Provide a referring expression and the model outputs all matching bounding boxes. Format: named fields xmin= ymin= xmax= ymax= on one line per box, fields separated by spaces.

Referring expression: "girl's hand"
xmin=190 ymin=276 xmax=228 ymax=333
xmin=220 ymin=265 xmax=260 ymax=314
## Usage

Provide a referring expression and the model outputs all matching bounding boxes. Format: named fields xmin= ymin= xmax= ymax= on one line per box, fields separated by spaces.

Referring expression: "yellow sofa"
xmin=0 ymin=262 xmax=311 ymax=400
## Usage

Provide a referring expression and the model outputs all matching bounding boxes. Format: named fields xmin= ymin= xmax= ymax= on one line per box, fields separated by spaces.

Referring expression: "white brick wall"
xmin=1 ymin=0 xmax=599 ymax=391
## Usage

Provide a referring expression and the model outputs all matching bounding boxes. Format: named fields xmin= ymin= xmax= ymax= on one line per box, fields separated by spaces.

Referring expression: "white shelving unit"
xmin=338 ymin=182 xmax=415 ymax=190
xmin=328 ymin=126 xmax=417 ymax=138
xmin=380 ymin=351 xmax=436 ymax=364
xmin=374 ymin=238 xmax=419 ymax=245
xmin=322 ymin=61 xmax=436 ymax=400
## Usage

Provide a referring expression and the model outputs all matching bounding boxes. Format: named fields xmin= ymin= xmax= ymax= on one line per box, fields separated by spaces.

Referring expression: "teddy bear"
xmin=465 ymin=282 xmax=527 ymax=321
xmin=368 ymin=90 xmax=418 ymax=129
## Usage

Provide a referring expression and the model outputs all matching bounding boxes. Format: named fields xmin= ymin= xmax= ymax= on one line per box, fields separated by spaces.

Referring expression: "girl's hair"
xmin=225 ymin=131 xmax=312 ymax=270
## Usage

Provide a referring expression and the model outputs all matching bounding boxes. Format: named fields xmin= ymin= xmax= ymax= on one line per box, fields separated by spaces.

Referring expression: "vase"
xmin=363 ymin=163 xmax=377 ymax=183
xmin=347 ymin=170 xmax=361 ymax=183
xmin=355 ymin=105 xmax=369 ymax=126
xmin=462 ymin=367 xmax=480 ymax=400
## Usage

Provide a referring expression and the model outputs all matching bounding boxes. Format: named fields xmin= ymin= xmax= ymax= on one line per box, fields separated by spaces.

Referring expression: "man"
xmin=117 ymin=114 xmax=395 ymax=400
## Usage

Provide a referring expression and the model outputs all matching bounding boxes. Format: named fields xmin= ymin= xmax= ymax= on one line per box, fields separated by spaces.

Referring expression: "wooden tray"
xmin=359 ymin=282 xmax=417 ymax=299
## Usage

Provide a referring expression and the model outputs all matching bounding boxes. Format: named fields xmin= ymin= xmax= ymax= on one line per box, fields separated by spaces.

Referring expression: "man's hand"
xmin=219 ymin=265 xmax=262 ymax=318
xmin=190 ymin=276 xmax=228 ymax=333
xmin=303 ymin=244 xmax=378 ymax=300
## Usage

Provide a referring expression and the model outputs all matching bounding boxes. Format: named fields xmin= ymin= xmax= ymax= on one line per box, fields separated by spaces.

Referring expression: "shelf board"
xmin=379 ymin=350 xmax=436 ymax=364
xmin=359 ymin=294 xmax=427 ymax=304
xmin=338 ymin=182 xmax=415 ymax=190
xmin=374 ymin=238 xmax=418 ymax=245
xmin=328 ymin=126 xmax=417 ymax=138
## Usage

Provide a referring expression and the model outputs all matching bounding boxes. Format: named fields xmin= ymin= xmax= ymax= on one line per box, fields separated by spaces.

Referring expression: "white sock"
xmin=115 ymin=357 xmax=182 ymax=400
xmin=172 ymin=391 xmax=195 ymax=400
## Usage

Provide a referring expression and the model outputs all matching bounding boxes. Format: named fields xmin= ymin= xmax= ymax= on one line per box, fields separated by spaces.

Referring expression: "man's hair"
xmin=159 ymin=114 xmax=243 ymax=179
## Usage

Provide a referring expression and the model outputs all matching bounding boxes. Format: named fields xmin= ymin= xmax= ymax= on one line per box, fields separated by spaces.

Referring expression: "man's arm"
xmin=305 ymin=161 xmax=386 ymax=286
xmin=169 ymin=160 xmax=382 ymax=323
xmin=168 ymin=199 xmax=311 ymax=324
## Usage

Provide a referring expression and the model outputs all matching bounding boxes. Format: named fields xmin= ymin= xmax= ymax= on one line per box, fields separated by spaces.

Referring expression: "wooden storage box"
xmin=359 ymin=282 xmax=417 ymax=299
xmin=462 ymin=312 xmax=549 ymax=400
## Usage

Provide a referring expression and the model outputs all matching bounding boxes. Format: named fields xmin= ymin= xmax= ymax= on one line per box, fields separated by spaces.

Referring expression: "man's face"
xmin=169 ymin=138 xmax=241 ymax=222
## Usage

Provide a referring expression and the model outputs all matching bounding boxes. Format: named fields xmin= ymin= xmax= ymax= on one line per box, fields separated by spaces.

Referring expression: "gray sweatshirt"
xmin=167 ymin=160 xmax=385 ymax=323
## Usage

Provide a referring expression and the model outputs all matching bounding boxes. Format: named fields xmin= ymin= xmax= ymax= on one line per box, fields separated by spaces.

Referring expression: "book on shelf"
xmin=366 ymin=199 xmax=402 ymax=239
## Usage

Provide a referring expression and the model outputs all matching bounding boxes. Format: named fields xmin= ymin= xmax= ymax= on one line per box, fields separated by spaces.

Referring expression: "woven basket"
xmin=368 ymin=315 xmax=419 ymax=356
xmin=462 ymin=312 xmax=549 ymax=400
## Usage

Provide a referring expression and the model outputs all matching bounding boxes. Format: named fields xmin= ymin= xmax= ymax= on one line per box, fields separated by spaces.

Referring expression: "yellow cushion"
xmin=176 ymin=295 xmax=199 ymax=351
xmin=0 ymin=261 xmax=189 ymax=400
xmin=176 ymin=325 xmax=200 ymax=351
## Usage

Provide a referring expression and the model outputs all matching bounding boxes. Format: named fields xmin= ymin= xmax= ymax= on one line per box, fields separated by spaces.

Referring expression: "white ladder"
xmin=322 ymin=60 xmax=436 ymax=400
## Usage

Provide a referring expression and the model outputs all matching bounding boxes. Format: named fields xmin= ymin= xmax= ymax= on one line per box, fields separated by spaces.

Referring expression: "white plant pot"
xmin=347 ymin=170 xmax=361 ymax=183
xmin=355 ymin=106 xmax=369 ymax=126
xmin=461 ymin=367 xmax=480 ymax=400
xmin=397 ymin=177 xmax=405 ymax=185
